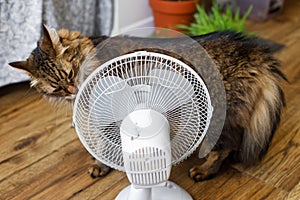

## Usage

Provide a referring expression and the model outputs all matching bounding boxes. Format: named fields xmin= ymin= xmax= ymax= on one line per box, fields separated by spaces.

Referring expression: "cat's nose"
xmin=67 ymin=85 xmax=78 ymax=94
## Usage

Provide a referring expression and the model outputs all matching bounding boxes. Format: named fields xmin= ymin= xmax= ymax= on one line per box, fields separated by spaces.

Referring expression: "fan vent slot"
xmin=126 ymin=147 xmax=168 ymax=185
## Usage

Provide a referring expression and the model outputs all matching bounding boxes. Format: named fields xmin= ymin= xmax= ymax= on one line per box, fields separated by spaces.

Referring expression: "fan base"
xmin=115 ymin=181 xmax=193 ymax=200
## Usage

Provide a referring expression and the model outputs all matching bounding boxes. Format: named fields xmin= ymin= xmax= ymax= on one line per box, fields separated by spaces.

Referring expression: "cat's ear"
xmin=9 ymin=61 xmax=32 ymax=73
xmin=40 ymin=25 xmax=69 ymax=57
xmin=39 ymin=24 xmax=57 ymax=56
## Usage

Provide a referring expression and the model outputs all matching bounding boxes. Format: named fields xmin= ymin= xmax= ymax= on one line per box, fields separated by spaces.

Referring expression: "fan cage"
xmin=73 ymin=51 xmax=213 ymax=172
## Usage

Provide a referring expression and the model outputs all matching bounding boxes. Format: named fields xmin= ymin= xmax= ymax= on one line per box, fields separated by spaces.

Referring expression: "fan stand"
xmin=117 ymin=110 xmax=193 ymax=200
xmin=116 ymin=181 xmax=193 ymax=200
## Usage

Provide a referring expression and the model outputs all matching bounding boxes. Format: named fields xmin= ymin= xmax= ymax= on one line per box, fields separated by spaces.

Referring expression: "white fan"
xmin=73 ymin=51 xmax=213 ymax=200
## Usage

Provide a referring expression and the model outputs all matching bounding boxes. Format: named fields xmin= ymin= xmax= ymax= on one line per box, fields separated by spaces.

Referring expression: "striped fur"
xmin=194 ymin=32 xmax=286 ymax=165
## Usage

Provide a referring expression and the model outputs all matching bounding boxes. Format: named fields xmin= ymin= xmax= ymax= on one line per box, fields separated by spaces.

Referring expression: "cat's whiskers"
xmin=30 ymin=79 xmax=39 ymax=87
xmin=22 ymin=84 xmax=36 ymax=100
xmin=64 ymin=100 xmax=73 ymax=118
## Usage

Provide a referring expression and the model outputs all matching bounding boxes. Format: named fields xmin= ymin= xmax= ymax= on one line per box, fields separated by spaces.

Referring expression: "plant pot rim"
xmin=150 ymin=0 xmax=200 ymax=14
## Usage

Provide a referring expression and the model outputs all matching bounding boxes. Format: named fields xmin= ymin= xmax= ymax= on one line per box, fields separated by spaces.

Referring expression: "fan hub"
xmin=121 ymin=109 xmax=169 ymax=138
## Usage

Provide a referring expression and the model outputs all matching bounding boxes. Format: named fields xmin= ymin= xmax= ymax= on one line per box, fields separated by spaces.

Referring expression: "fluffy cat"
xmin=9 ymin=25 xmax=286 ymax=181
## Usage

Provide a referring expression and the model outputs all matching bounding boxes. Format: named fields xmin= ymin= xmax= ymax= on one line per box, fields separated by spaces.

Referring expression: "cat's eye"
xmin=68 ymin=70 xmax=74 ymax=79
xmin=53 ymin=87 xmax=63 ymax=93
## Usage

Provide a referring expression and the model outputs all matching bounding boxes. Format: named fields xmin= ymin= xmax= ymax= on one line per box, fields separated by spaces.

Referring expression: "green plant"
xmin=177 ymin=1 xmax=253 ymax=35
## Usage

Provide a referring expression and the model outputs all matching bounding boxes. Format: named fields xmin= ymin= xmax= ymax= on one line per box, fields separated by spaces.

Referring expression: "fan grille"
xmin=73 ymin=51 xmax=212 ymax=171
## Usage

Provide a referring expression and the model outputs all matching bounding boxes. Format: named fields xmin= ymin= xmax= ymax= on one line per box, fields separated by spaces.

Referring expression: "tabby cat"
xmin=9 ymin=25 xmax=286 ymax=181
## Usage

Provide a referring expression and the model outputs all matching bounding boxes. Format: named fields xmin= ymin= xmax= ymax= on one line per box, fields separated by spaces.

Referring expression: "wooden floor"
xmin=1 ymin=1 xmax=300 ymax=199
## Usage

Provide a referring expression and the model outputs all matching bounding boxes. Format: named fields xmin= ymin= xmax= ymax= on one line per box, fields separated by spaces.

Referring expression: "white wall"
xmin=110 ymin=0 xmax=154 ymax=36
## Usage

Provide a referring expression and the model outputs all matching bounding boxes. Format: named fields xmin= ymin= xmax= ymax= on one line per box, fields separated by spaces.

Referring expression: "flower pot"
xmin=149 ymin=0 xmax=200 ymax=31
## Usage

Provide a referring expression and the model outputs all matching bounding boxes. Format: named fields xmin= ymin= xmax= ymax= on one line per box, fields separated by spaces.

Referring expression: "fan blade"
xmin=89 ymin=76 xmax=137 ymax=126
xmin=149 ymin=69 xmax=194 ymax=111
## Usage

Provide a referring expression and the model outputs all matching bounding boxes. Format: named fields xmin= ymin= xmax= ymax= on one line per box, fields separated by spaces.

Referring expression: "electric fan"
xmin=73 ymin=51 xmax=213 ymax=200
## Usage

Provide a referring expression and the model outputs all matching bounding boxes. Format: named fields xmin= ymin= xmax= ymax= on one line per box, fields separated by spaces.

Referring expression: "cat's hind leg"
xmin=189 ymin=149 xmax=231 ymax=182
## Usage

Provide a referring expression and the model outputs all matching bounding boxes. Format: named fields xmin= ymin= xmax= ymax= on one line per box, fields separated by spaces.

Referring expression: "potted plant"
xmin=177 ymin=1 xmax=253 ymax=35
xmin=149 ymin=0 xmax=201 ymax=31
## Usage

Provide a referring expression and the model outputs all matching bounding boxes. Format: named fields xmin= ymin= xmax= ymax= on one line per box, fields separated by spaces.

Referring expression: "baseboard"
xmin=111 ymin=16 xmax=154 ymax=36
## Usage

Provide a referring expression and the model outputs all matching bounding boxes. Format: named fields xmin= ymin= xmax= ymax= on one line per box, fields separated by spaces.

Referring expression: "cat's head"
xmin=9 ymin=25 xmax=94 ymax=100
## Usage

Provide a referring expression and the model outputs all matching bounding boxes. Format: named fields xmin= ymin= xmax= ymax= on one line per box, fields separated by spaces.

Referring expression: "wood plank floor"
xmin=1 ymin=1 xmax=300 ymax=199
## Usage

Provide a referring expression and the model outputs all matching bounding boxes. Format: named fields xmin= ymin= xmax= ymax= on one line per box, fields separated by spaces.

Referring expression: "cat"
xmin=9 ymin=25 xmax=286 ymax=181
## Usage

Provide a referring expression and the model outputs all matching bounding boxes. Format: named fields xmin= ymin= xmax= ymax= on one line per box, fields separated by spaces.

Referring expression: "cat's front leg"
xmin=88 ymin=158 xmax=111 ymax=178
xmin=189 ymin=149 xmax=231 ymax=182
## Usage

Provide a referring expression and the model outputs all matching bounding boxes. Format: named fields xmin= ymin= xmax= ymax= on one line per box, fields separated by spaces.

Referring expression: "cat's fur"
xmin=9 ymin=25 xmax=286 ymax=181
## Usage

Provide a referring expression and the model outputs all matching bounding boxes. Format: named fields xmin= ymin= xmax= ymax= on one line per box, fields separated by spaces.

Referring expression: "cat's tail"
xmin=239 ymin=65 xmax=286 ymax=165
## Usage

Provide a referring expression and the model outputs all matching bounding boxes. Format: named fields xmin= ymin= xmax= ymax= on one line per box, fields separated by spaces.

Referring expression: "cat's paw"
xmin=188 ymin=166 xmax=215 ymax=182
xmin=88 ymin=162 xmax=111 ymax=178
xmin=189 ymin=150 xmax=230 ymax=182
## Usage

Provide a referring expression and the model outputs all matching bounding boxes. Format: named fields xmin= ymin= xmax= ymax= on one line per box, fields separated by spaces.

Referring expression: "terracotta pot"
xmin=149 ymin=0 xmax=200 ymax=31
